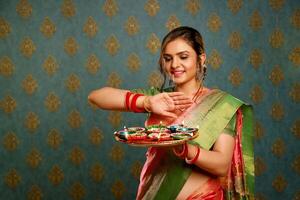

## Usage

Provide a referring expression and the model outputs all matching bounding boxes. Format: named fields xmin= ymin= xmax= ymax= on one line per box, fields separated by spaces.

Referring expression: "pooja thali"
xmin=114 ymin=124 xmax=199 ymax=147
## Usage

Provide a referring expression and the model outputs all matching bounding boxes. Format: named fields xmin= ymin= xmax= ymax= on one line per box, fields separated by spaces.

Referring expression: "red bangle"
xmin=125 ymin=91 xmax=132 ymax=110
xmin=185 ymin=146 xmax=200 ymax=165
xmin=173 ymin=143 xmax=188 ymax=159
xmin=131 ymin=93 xmax=145 ymax=113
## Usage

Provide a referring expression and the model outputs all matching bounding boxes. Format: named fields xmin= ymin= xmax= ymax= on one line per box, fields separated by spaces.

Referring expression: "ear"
xmin=199 ymin=53 xmax=206 ymax=66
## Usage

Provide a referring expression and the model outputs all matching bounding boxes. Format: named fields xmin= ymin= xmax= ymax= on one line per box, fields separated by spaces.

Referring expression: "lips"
xmin=172 ymin=70 xmax=185 ymax=78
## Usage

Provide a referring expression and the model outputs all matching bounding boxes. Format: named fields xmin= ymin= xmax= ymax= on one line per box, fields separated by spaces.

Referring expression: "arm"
xmin=88 ymin=87 xmax=193 ymax=117
xmin=186 ymin=133 xmax=235 ymax=176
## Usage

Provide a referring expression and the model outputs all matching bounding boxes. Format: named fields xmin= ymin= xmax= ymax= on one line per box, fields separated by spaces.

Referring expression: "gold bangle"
xmin=143 ymin=96 xmax=151 ymax=113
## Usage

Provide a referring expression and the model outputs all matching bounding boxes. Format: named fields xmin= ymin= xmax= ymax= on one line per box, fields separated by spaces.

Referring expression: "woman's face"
xmin=162 ymin=38 xmax=201 ymax=87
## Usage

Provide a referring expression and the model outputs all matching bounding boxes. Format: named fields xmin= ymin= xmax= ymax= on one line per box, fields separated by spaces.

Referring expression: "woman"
xmin=88 ymin=26 xmax=254 ymax=200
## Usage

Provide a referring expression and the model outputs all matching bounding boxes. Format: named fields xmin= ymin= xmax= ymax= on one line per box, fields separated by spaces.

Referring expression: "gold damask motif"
xmin=131 ymin=161 xmax=142 ymax=180
xmin=111 ymin=180 xmax=125 ymax=200
xmin=107 ymin=72 xmax=121 ymax=88
xmin=269 ymin=28 xmax=284 ymax=48
xmin=16 ymin=0 xmax=32 ymax=19
xmin=69 ymin=146 xmax=85 ymax=165
xmin=26 ymin=148 xmax=42 ymax=168
xmin=105 ymin=35 xmax=120 ymax=56
xmin=4 ymin=169 xmax=21 ymax=189
xmin=254 ymin=120 xmax=265 ymax=140
xmin=290 ymin=9 xmax=300 ymax=29
xmin=207 ymin=13 xmax=222 ymax=32
xmin=83 ymin=16 xmax=98 ymax=38
xmin=69 ymin=182 xmax=86 ymax=200
xmin=255 ymin=157 xmax=267 ymax=176
xmin=45 ymin=92 xmax=61 ymax=112
xmin=249 ymin=49 xmax=263 ymax=70
xmin=207 ymin=49 xmax=222 ymax=70
xmin=146 ymin=33 xmax=160 ymax=54
xmin=47 ymin=129 xmax=63 ymax=149
xmin=89 ymin=127 xmax=104 ymax=146
xmin=249 ymin=10 xmax=263 ymax=31
xmin=185 ymin=0 xmax=200 ymax=15
xmin=22 ymin=74 xmax=38 ymax=95
xmin=272 ymin=174 xmax=287 ymax=192
xmin=102 ymin=0 xmax=119 ymax=18
xmin=1 ymin=95 xmax=17 ymax=113
xmin=127 ymin=53 xmax=141 ymax=72
xmin=0 ymin=56 xmax=14 ymax=77
xmin=43 ymin=55 xmax=59 ymax=76
xmin=166 ymin=15 xmax=181 ymax=31
xmin=289 ymin=83 xmax=300 ymax=103
xmin=61 ymin=0 xmax=76 ymax=18
xmin=271 ymin=138 xmax=285 ymax=157
xmin=108 ymin=111 xmax=122 ymax=128
xmin=20 ymin=37 xmax=36 ymax=58
xmin=3 ymin=131 xmax=20 ymax=151
xmin=292 ymin=155 xmax=300 ymax=175
xmin=27 ymin=185 xmax=43 ymax=200
xmin=269 ymin=65 xmax=284 ymax=86
xmin=65 ymin=73 xmax=80 ymax=93
xmin=125 ymin=16 xmax=140 ymax=36
xmin=144 ymin=0 xmax=160 ymax=17
xmin=269 ymin=0 xmax=285 ymax=11
xmin=294 ymin=191 xmax=300 ymax=200
xmin=288 ymin=47 xmax=300 ymax=67
xmin=109 ymin=144 xmax=124 ymax=162
xmin=48 ymin=165 xmax=64 ymax=185
xmin=67 ymin=110 xmax=83 ymax=128
xmin=227 ymin=0 xmax=242 ymax=14
xmin=40 ymin=17 xmax=56 ymax=38
xmin=89 ymin=163 xmax=104 ymax=182
xmin=250 ymin=85 xmax=264 ymax=104
xmin=228 ymin=67 xmax=243 ymax=86
xmin=148 ymin=70 xmax=163 ymax=88
xmin=64 ymin=37 xmax=79 ymax=56
xmin=228 ymin=32 xmax=242 ymax=50
xmin=24 ymin=112 xmax=40 ymax=132
xmin=291 ymin=119 xmax=300 ymax=138
xmin=86 ymin=54 xmax=100 ymax=75
xmin=270 ymin=102 xmax=284 ymax=121
xmin=254 ymin=193 xmax=267 ymax=200
xmin=0 ymin=17 xmax=11 ymax=38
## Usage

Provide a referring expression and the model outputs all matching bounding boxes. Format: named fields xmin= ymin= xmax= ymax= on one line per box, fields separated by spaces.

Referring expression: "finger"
xmin=174 ymin=99 xmax=193 ymax=105
xmin=175 ymin=104 xmax=192 ymax=110
xmin=161 ymin=111 xmax=177 ymax=118
xmin=167 ymin=92 xmax=186 ymax=97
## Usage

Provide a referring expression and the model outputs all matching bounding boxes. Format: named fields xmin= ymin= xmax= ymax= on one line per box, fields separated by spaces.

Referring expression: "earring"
xmin=202 ymin=64 xmax=207 ymax=80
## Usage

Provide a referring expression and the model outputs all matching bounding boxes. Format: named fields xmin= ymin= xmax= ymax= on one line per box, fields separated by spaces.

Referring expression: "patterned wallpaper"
xmin=0 ymin=0 xmax=299 ymax=199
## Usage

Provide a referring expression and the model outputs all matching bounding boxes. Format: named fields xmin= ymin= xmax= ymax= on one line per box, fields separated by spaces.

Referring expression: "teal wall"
xmin=0 ymin=0 xmax=299 ymax=199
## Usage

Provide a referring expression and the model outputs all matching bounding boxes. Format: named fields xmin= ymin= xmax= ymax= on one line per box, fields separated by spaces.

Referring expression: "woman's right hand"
xmin=144 ymin=92 xmax=193 ymax=118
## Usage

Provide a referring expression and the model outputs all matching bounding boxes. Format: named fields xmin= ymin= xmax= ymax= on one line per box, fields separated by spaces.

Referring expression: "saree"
xmin=135 ymin=88 xmax=254 ymax=200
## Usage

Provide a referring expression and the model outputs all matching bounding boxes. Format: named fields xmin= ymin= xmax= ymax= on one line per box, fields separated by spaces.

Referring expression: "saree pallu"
xmin=136 ymin=89 xmax=254 ymax=200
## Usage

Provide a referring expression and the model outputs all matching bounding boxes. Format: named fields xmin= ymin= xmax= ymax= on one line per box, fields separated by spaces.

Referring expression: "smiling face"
xmin=162 ymin=38 xmax=199 ymax=87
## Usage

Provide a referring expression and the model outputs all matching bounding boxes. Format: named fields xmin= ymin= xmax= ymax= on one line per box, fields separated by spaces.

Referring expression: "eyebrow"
xmin=163 ymin=50 xmax=190 ymax=56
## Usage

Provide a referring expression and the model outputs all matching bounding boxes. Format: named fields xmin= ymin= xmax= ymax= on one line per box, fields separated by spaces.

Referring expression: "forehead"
xmin=164 ymin=38 xmax=194 ymax=54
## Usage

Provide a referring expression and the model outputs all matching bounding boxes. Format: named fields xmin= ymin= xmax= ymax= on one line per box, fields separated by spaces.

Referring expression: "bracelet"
xmin=125 ymin=91 xmax=132 ymax=110
xmin=173 ymin=143 xmax=188 ymax=159
xmin=143 ymin=96 xmax=151 ymax=113
xmin=185 ymin=145 xmax=200 ymax=165
xmin=131 ymin=93 xmax=145 ymax=113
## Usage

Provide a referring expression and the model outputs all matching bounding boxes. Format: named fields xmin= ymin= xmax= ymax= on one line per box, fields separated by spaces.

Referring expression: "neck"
xmin=175 ymin=80 xmax=202 ymax=97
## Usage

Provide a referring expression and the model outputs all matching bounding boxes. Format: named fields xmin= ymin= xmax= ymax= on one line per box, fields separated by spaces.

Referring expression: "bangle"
xmin=131 ymin=93 xmax=145 ymax=113
xmin=173 ymin=143 xmax=188 ymax=159
xmin=143 ymin=96 xmax=151 ymax=113
xmin=125 ymin=91 xmax=132 ymax=110
xmin=185 ymin=146 xmax=200 ymax=165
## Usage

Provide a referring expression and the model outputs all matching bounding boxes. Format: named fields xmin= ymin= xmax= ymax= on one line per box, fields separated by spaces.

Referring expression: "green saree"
xmin=136 ymin=89 xmax=254 ymax=200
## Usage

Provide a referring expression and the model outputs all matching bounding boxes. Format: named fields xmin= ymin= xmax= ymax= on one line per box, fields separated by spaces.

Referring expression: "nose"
xmin=171 ymin=57 xmax=179 ymax=69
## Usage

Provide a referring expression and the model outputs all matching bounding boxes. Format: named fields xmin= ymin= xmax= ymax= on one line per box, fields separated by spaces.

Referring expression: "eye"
xmin=180 ymin=55 xmax=188 ymax=60
xmin=163 ymin=56 xmax=172 ymax=62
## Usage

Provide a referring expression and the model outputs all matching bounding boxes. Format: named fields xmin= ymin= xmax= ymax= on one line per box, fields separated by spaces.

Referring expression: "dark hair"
xmin=159 ymin=26 xmax=205 ymax=91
